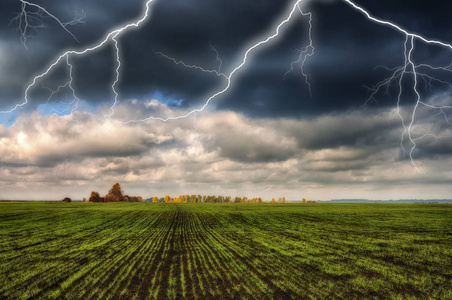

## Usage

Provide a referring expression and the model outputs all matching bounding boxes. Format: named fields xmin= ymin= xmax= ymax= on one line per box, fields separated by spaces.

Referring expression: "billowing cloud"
xmin=200 ymin=112 xmax=297 ymax=163
xmin=0 ymin=100 xmax=451 ymax=200
xmin=0 ymin=112 xmax=170 ymax=168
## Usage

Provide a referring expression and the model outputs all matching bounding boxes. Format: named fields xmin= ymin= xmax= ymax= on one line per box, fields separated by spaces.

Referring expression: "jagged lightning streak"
xmin=152 ymin=44 xmax=226 ymax=129
xmin=41 ymin=82 xmax=71 ymax=107
xmin=66 ymin=56 xmax=80 ymax=117
xmin=365 ymin=65 xmax=452 ymax=107
xmin=1 ymin=0 xmax=157 ymax=115
xmin=13 ymin=0 xmax=84 ymax=48
xmin=147 ymin=1 xmax=314 ymax=122
xmin=154 ymin=51 xmax=227 ymax=78
xmin=40 ymin=55 xmax=79 ymax=116
xmin=104 ymin=33 xmax=121 ymax=119
xmin=406 ymin=36 xmax=421 ymax=171
xmin=343 ymin=1 xmax=452 ymax=50
xmin=125 ymin=0 xmax=308 ymax=123
xmin=397 ymin=36 xmax=413 ymax=170
xmin=284 ymin=5 xmax=315 ymax=96
xmin=209 ymin=42 xmax=223 ymax=74
xmin=344 ymin=0 xmax=452 ymax=170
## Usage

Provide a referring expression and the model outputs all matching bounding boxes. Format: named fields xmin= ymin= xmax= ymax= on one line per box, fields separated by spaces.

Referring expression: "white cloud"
xmin=0 ymin=104 xmax=451 ymax=201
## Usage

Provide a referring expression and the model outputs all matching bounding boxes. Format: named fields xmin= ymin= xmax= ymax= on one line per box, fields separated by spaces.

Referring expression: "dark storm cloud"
xmin=2 ymin=0 xmax=451 ymax=117
xmin=348 ymin=0 xmax=452 ymax=42
xmin=411 ymin=137 xmax=452 ymax=160
xmin=283 ymin=112 xmax=401 ymax=150
xmin=0 ymin=0 xmax=144 ymax=110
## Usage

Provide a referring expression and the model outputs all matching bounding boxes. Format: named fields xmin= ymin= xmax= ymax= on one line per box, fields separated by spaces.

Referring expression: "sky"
xmin=0 ymin=0 xmax=452 ymax=200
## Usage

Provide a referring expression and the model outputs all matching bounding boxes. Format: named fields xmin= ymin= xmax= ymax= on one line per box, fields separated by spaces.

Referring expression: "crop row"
xmin=0 ymin=202 xmax=451 ymax=299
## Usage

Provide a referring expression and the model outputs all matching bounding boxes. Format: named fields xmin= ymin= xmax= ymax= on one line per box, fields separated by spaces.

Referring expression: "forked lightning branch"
xmin=3 ymin=0 xmax=452 ymax=170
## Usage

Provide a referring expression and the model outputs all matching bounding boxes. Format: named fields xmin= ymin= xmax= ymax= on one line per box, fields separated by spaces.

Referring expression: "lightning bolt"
xmin=66 ymin=56 xmax=80 ymax=118
xmin=343 ymin=0 xmax=452 ymax=171
xmin=209 ymin=42 xmax=223 ymax=74
xmin=154 ymin=50 xmax=227 ymax=79
xmin=41 ymin=81 xmax=71 ymax=108
xmin=40 ymin=55 xmax=79 ymax=116
xmin=104 ymin=33 xmax=122 ymax=119
xmin=284 ymin=5 xmax=315 ymax=96
xmin=3 ymin=0 xmax=452 ymax=172
xmin=343 ymin=1 xmax=452 ymax=50
xmin=12 ymin=0 xmax=84 ymax=49
xmin=1 ymin=0 xmax=157 ymax=116
xmin=152 ymin=45 xmax=226 ymax=130
xmin=125 ymin=0 xmax=309 ymax=123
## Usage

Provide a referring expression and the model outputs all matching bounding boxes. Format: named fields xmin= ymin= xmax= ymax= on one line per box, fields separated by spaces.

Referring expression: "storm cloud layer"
xmin=0 ymin=0 xmax=452 ymax=200
xmin=1 ymin=104 xmax=452 ymax=200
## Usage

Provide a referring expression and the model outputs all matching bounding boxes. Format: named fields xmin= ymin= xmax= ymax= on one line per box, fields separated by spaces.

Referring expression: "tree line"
xmin=85 ymin=183 xmax=315 ymax=204
xmin=148 ymin=195 xmax=314 ymax=204
xmin=88 ymin=183 xmax=143 ymax=202
xmin=149 ymin=195 xmax=265 ymax=203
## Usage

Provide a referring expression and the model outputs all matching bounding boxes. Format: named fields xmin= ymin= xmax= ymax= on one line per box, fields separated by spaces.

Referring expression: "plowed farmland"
xmin=1 ymin=203 xmax=451 ymax=299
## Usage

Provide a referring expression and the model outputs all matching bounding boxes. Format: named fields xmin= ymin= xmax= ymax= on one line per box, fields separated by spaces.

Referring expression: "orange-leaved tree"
xmin=164 ymin=195 xmax=172 ymax=203
xmin=89 ymin=191 xmax=101 ymax=202
xmin=106 ymin=182 xmax=124 ymax=202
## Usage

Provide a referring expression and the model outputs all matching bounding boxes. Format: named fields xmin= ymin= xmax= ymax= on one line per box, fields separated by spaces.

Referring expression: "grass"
xmin=0 ymin=202 xmax=451 ymax=299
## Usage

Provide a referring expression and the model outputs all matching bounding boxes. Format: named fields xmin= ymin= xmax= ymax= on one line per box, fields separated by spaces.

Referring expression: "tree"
xmin=107 ymin=182 xmax=124 ymax=202
xmin=152 ymin=196 xmax=159 ymax=203
xmin=164 ymin=195 xmax=171 ymax=203
xmin=104 ymin=193 xmax=119 ymax=202
xmin=62 ymin=197 xmax=72 ymax=203
xmin=302 ymin=198 xmax=306 ymax=204
xmin=270 ymin=198 xmax=276 ymax=203
xmin=89 ymin=191 xmax=101 ymax=202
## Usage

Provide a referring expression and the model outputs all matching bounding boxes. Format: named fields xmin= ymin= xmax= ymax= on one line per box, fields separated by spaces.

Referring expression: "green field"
xmin=0 ymin=203 xmax=451 ymax=299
